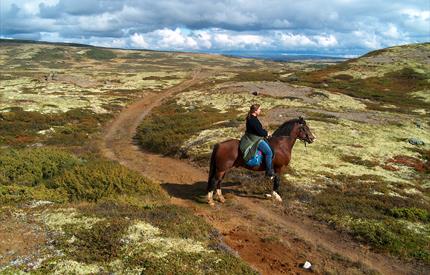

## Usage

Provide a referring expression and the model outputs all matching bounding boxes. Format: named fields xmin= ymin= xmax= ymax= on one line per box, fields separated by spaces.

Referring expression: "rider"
xmin=244 ymin=104 xmax=275 ymax=178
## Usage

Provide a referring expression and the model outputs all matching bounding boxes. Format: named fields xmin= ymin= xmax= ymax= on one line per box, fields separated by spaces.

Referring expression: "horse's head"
xmin=272 ymin=116 xmax=316 ymax=144
xmin=296 ymin=116 xmax=315 ymax=144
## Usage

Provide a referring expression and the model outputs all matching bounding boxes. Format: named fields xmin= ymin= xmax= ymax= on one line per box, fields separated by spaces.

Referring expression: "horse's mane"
xmin=272 ymin=118 xmax=304 ymax=137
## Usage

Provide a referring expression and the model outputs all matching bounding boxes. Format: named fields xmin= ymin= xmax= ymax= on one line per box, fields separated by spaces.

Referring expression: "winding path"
xmin=97 ymin=70 xmax=422 ymax=275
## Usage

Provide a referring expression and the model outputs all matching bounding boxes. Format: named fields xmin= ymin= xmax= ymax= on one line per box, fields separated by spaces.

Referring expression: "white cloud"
xmin=278 ymin=33 xmax=315 ymax=47
xmin=214 ymin=33 xmax=268 ymax=48
xmin=2 ymin=0 xmax=429 ymax=54
xmin=383 ymin=24 xmax=401 ymax=39
xmin=353 ymin=30 xmax=382 ymax=49
xmin=153 ymin=28 xmax=199 ymax=49
xmin=400 ymin=8 xmax=430 ymax=34
xmin=314 ymin=34 xmax=338 ymax=47
xmin=130 ymin=33 xmax=149 ymax=48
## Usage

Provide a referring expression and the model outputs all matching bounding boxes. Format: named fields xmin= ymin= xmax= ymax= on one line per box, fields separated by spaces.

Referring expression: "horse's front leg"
xmin=272 ymin=168 xmax=283 ymax=202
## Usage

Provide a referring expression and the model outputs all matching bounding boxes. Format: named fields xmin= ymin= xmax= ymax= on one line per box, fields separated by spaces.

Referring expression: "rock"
xmin=408 ymin=138 xmax=425 ymax=146
xmin=302 ymin=261 xmax=312 ymax=269
xmin=252 ymin=91 xmax=258 ymax=96
xmin=414 ymin=120 xmax=422 ymax=128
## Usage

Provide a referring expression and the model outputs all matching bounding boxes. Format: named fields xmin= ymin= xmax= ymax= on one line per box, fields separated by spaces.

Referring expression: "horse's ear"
xmin=299 ymin=116 xmax=306 ymax=124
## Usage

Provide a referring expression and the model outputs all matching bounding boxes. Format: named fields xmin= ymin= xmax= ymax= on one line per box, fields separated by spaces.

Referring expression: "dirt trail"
xmin=98 ymin=71 xmax=422 ymax=275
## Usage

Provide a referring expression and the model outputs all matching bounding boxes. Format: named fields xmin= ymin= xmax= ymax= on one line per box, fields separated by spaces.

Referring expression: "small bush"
xmin=66 ymin=219 xmax=130 ymax=263
xmin=0 ymin=148 xmax=166 ymax=205
xmin=50 ymin=160 xmax=166 ymax=203
xmin=388 ymin=207 xmax=430 ymax=222
xmin=0 ymin=108 xmax=111 ymax=147
xmin=0 ymin=147 xmax=80 ymax=186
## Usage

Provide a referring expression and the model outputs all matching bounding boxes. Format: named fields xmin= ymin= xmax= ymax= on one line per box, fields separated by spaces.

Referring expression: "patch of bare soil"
xmin=97 ymin=72 xmax=424 ymax=274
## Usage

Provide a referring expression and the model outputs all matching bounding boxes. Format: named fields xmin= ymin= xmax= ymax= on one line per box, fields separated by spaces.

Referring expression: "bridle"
xmin=298 ymin=123 xmax=311 ymax=147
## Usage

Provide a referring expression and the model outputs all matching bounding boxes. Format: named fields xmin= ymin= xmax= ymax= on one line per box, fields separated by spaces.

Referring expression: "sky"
xmin=1 ymin=0 xmax=429 ymax=56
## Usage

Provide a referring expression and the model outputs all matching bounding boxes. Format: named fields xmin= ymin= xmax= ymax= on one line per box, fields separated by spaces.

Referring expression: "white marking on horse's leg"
xmin=272 ymin=191 xmax=283 ymax=202
xmin=207 ymin=191 xmax=215 ymax=206
xmin=216 ymin=189 xmax=226 ymax=203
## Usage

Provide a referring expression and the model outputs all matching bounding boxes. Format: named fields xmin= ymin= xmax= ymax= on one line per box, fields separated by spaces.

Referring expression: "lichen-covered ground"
xmin=137 ymin=43 xmax=430 ymax=265
xmin=1 ymin=40 xmax=429 ymax=272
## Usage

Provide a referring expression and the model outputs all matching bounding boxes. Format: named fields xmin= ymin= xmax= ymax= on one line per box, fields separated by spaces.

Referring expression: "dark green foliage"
xmin=388 ymin=207 xmax=430 ymax=222
xmin=50 ymin=160 xmax=165 ymax=203
xmin=349 ymin=219 xmax=430 ymax=263
xmin=85 ymin=48 xmax=117 ymax=60
xmin=0 ymin=184 xmax=68 ymax=204
xmin=0 ymin=147 xmax=80 ymax=186
xmin=136 ymin=100 xmax=237 ymax=155
xmin=0 ymin=108 xmax=111 ymax=147
xmin=0 ymin=148 xmax=166 ymax=205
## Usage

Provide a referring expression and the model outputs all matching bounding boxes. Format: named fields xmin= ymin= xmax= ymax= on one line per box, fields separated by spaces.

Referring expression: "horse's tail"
xmin=207 ymin=143 xmax=219 ymax=192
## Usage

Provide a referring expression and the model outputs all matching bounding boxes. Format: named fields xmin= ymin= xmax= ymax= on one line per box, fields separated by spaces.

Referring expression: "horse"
xmin=207 ymin=116 xmax=315 ymax=206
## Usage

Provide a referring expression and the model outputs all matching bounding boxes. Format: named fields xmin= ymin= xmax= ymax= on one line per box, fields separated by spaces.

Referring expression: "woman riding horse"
xmin=207 ymin=107 xmax=315 ymax=206
xmin=241 ymin=104 xmax=275 ymax=178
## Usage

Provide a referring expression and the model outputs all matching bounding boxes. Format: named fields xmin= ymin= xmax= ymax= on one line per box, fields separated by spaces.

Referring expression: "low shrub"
xmin=136 ymin=100 xmax=236 ymax=155
xmin=0 ymin=148 xmax=166 ymax=205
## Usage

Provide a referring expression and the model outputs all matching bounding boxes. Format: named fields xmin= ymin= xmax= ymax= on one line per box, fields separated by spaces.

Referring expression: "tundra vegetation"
xmin=137 ymin=43 xmax=430 ymax=264
xmin=1 ymin=39 xmax=429 ymax=272
xmin=0 ymin=40 xmax=271 ymax=273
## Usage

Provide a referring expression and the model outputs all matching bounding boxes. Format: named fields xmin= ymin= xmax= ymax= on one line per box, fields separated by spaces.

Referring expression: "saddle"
xmin=245 ymin=140 xmax=275 ymax=167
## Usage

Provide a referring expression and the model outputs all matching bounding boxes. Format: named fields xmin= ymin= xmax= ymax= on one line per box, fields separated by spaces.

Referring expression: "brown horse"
xmin=207 ymin=117 xmax=315 ymax=206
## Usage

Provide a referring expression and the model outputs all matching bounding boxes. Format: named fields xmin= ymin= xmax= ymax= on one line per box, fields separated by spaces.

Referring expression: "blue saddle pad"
xmin=246 ymin=150 xmax=263 ymax=167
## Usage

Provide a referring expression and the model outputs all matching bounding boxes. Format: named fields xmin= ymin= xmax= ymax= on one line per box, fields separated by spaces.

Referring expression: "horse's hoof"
xmin=272 ymin=191 xmax=283 ymax=202
xmin=217 ymin=195 xmax=226 ymax=203
xmin=208 ymin=199 xmax=216 ymax=207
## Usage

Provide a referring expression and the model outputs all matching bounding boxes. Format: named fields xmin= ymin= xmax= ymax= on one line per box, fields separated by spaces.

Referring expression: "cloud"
xmin=130 ymin=33 xmax=148 ymax=48
xmin=1 ymin=0 xmax=429 ymax=54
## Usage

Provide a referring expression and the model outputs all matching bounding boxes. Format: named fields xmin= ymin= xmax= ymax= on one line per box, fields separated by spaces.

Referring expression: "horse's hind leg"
xmin=208 ymin=171 xmax=225 ymax=206
xmin=207 ymin=177 xmax=217 ymax=207
xmin=215 ymin=172 xmax=226 ymax=203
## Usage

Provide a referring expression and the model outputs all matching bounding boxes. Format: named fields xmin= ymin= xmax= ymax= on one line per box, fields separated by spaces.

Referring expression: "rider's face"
xmin=255 ymin=107 xmax=261 ymax=116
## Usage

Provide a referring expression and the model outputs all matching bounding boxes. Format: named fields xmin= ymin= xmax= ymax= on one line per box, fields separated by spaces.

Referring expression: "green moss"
xmin=85 ymin=48 xmax=117 ymax=60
